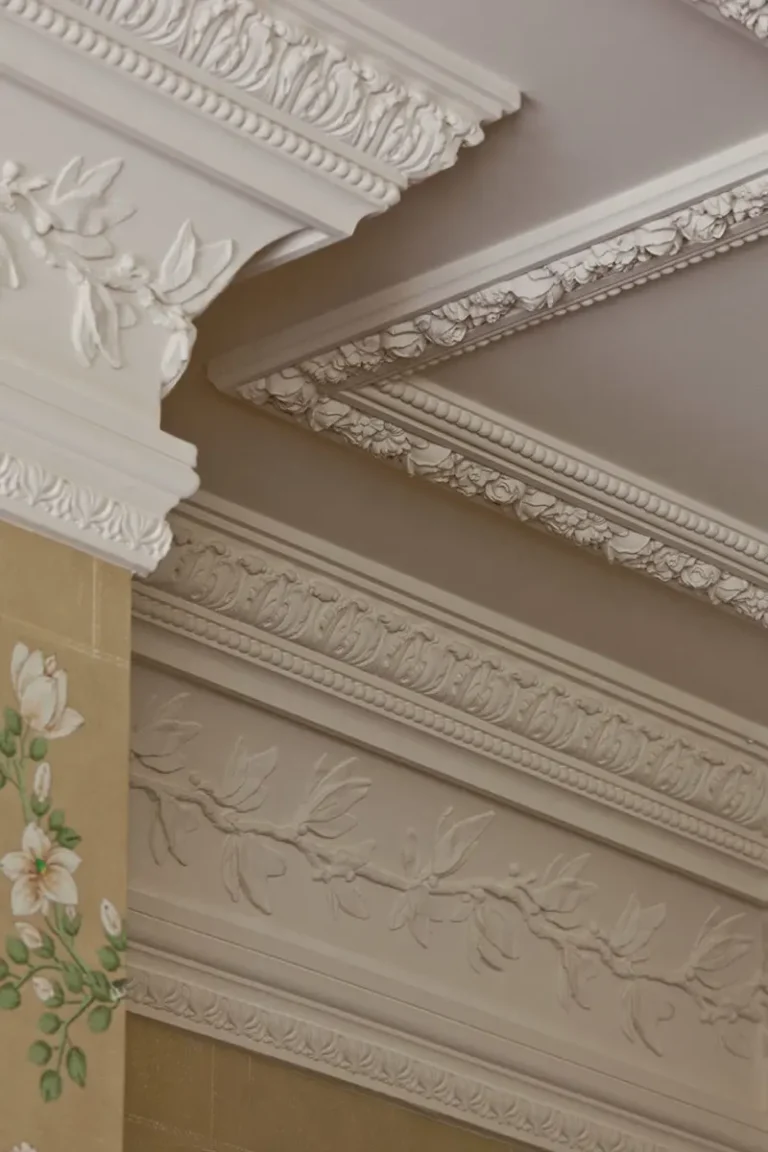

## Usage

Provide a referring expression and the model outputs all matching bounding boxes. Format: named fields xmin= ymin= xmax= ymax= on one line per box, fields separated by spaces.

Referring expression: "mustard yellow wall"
xmin=0 ymin=521 xmax=131 ymax=1152
xmin=125 ymin=1014 xmax=526 ymax=1152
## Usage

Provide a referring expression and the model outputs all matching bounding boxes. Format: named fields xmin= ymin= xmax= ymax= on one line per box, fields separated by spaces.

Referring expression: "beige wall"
xmin=125 ymin=1015 xmax=525 ymax=1152
xmin=0 ymin=521 xmax=131 ymax=1152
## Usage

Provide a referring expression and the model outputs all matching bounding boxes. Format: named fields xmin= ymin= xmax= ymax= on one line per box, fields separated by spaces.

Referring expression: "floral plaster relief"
xmin=129 ymin=668 xmax=768 ymax=1090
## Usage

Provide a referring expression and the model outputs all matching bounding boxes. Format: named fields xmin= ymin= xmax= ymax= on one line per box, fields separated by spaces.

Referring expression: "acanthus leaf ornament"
xmin=0 ymin=157 xmax=236 ymax=393
xmin=130 ymin=696 xmax=768 ymax=1061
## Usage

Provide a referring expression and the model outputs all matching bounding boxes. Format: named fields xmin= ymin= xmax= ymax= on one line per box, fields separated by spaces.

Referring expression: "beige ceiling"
xmin=169 ymin=0 xmax=768 ymax=727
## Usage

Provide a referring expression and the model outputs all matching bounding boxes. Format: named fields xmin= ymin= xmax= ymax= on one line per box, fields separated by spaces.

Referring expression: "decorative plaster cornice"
xmin=127 ymin=957 xmax=672 ymax=1152
xmin=133 ymin=497 xmax=768 ymax=891
xmin=210 ymin=136 xmax=768 ymax=393
xmin=214 ymin=371 xmax=768 ymax=635
xmin=40 ymin=0 xmax=520 ymax=209
xmin=687 ymin=1 xmax=768 ymax=42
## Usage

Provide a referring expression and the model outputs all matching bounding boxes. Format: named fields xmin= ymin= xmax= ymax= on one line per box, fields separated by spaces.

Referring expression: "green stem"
xmin=55 ymin=995 xmax=93 ymax=1073
xmin=13 ymin=962 xmax=62 ymax=991
xmin=45 ymin=917 xmax=88 ymax=974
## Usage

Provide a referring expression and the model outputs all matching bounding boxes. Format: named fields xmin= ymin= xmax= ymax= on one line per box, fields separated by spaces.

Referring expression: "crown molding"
xmin=62 ymin=0 xmax=520 ymax=210
xmin=683 ymin=1 xmax=768 ymax=43
xmin=131 ymin=493 xmax=768 ymax=901
xmin=209 ymin=132 xmax=768 ymax=395
xmin=1 ymin=0 xmax=507 ymax=570
xmin=126 ymin=935 xmax=766 ymax=1152
xmin=209 ymin=366 xmax=768 ymax=635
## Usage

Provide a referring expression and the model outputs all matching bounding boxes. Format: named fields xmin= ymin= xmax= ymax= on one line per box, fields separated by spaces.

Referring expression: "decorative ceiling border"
xmin=127 ymin=949 xmax=686 ymax=1152
xmin=212 ymin=368 xmax=768 ymax=637
xmin=209 ymin=133 xmax=768 ymax=392
xmin=132 ymin=494 xmax=768 ymax=898
xmin=46 ymin=0 xmax=520 ymax=206
xmin=685 ymin=0 xmax=768 ymax=43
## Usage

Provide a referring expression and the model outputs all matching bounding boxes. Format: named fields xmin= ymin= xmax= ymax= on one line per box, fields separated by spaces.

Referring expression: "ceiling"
xmin=166 ymin=0 xmax=768 ymax=724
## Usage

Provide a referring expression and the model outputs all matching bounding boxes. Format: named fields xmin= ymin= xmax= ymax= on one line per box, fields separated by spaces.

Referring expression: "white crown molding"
xmin=131 ymin=493 xmax=768 ymax=901
xmin=209 ymin=132 xmax=768 ymax=395
xmin=126 ymin=940 xmax=766 ymax=1152
xmin=60 ymin=0 xmax=520 ymax=209
xmin=209 ymin=366 xmax=768 ymax=636
xmin=1 ymin=0 xmax=507 ymax=569
xmin=683 ymin=1 xmax=768 ymax=43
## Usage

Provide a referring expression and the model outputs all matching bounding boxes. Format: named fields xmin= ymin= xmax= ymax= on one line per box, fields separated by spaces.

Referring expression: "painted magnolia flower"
xmin=11 ymin=644 xmax=84 ymax=738
xmin=1 ymin=823 xmax=80 ymax=915
xmin=11 ymin=1144 xmax=38 ymax=1152
xmin=14 ymin=921 xmax=43 ymax=949
xmin=32 ymin=976 xmax=55 ymax=1003
xmin=32 ymin=762 xmax=51 ymax=803
xmin=100 ymin=898 xmax=122 ymax=938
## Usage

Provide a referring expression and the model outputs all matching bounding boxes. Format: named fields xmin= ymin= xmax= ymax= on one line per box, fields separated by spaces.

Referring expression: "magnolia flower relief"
xmin=0 ymin=641 xmax=126 ymax=1104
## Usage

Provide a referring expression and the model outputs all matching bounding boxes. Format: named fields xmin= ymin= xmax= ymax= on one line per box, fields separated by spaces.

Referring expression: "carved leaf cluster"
xmin=243 ymin=175 xmax=768 ymax=393
xmin=129 ymin=696 xmax=768 ymax=1059
xmin=233 ymin=376 xmax=768 ymax=634
xmin=0 ymin=158 xmax=235 ymax=392
xmin=691 ymin=0 xmax=768 ymax=39
xmin=147 ymin=520 xmax=768 ymax=837
xmin=78 ymin=0 xmax=483 ymax=180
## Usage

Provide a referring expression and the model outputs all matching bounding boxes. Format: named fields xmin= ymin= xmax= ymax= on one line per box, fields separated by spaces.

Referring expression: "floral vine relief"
xmin=0 ymin=644 xmax=126 ymax=1103
xmin=131 ymin=694 xmax=768 ymax=1060
xmin=0 ymin=157 xmax=235 ymax=392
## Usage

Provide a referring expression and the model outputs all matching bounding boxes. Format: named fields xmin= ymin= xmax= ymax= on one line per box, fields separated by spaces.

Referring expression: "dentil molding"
xmin=209 ymin=132 xmax=768 ymax=394
xmin=132 ymin=493 xmax=768 ymax=900
xmin=210 ymin=366 xmax=768 ymax=635
xmin=0 ymin=0 xmax=509 ymax=569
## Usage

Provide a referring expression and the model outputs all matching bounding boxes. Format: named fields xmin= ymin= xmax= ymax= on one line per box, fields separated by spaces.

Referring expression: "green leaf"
xmin=66 ymin=1045 xmax=87 ymax=1087
xmin=98 ymin=946 xmax=120 ymax=972
xmin=59 ymin=908 xmax=81 ymax=938
xmin=0 ymin=983 xmax=21 ymax=1009
xmin=46 ymin=981 xmax=65 ymax=1009
xmin=110 ymin=930 xmax=128 ymax=953
xmin=4 ymin=706 xmax=22 ymax=735
xmin=6 ymin=936 xmax=29 ymax=965
xmin=40 ymin=1069 xmax=62 ymax=1102
xmin=48 ymin=809 xmax=65 ymax=832
xmin=0 ymin=767 xmax=6 ymax=789
xmin=29 ymin=736 xmax=49 ymax=761
xmin=62 ymin=963 xmax=83 ymax=993
xmin=0 ymin=959 xmax=9 ymax=980
xmin=31 ymin=796 xmax=51 ymax=818
xmin=39 ymin=1012 xmax=62 ymax=1035
xmin=88 ymin=970 xmax=112 ymax=1002
xmin=28 ymin=1040 xmax=52 ymax=1066
xmin=57 ymin=827 xmax=82 ymax=850
xmin=35 ymin=933 xmax=55 ymax=960
xmin=87 ymin=1005 xmax=112 ymax=1033
xmin=0 ymin=732 xmax=16 ymax=757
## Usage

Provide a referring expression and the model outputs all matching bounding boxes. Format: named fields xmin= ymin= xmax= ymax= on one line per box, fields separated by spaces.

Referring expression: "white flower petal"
xmin=32 ymin=976 xmax=54 ymax=1003
xmin=100 ymin=898 xmax=122 ymax=937
xmin=20 ymin=675 xmax=58 ymax=731
xmin=11 ymin=875 xmax=43 ymax=916
xmin=10 ymin=642 xmax=30 ymax=695
xmin=33 ymin=762 xmax=51 ymax=802
xmin=40 ymin=865 xmax=79 ymax=907
xmin=16 ymin=648 xmax=43 ymax=700
xmin=49 ymin=706 xmax=84 ymax=739
xmin=21 ymin=822 xmax=50 ymax=860
xmin=15 ymin=921 xmax=43 ymax=949
xmin=1 ymin=850 xmax=30 ymax=881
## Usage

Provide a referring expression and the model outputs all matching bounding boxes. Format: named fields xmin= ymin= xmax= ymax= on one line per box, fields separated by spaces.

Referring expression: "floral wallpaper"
xmin=0 ymin=643 xmax=126 ymax=1112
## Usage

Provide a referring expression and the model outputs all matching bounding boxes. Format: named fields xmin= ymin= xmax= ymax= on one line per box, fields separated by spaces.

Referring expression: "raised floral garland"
xmin=0 ymin=643 xmax=126 ymax=1103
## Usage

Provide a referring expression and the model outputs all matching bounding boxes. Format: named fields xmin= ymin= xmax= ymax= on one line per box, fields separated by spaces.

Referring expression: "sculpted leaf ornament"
xmin=0 ymin=157 xmax=235 ymax=392
xmin=130 ymin=695 xmax=768 ymax=1060
xmin=0 ymin=643 xmax=126 ymax=1104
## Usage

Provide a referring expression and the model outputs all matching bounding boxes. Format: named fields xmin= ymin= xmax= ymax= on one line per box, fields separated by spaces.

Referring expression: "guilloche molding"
xmin=131 ymin=492 xmax=768 ymax=900
xmin=209 ymin=132 xmax=768 ymax=394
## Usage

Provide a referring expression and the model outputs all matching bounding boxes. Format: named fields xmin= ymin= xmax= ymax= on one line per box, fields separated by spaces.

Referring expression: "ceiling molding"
xmin=684 ymin=0 xmax=768 ymax=43
xmin=209 ymin=133 xmax=768 ymax=395
xmin=64 ymin=0 xmax=520 ymax=209
xmin=210 ymin=367 xmax=768 ymax=636
xmin=132 ymin=493 xmax=768 ymax=900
